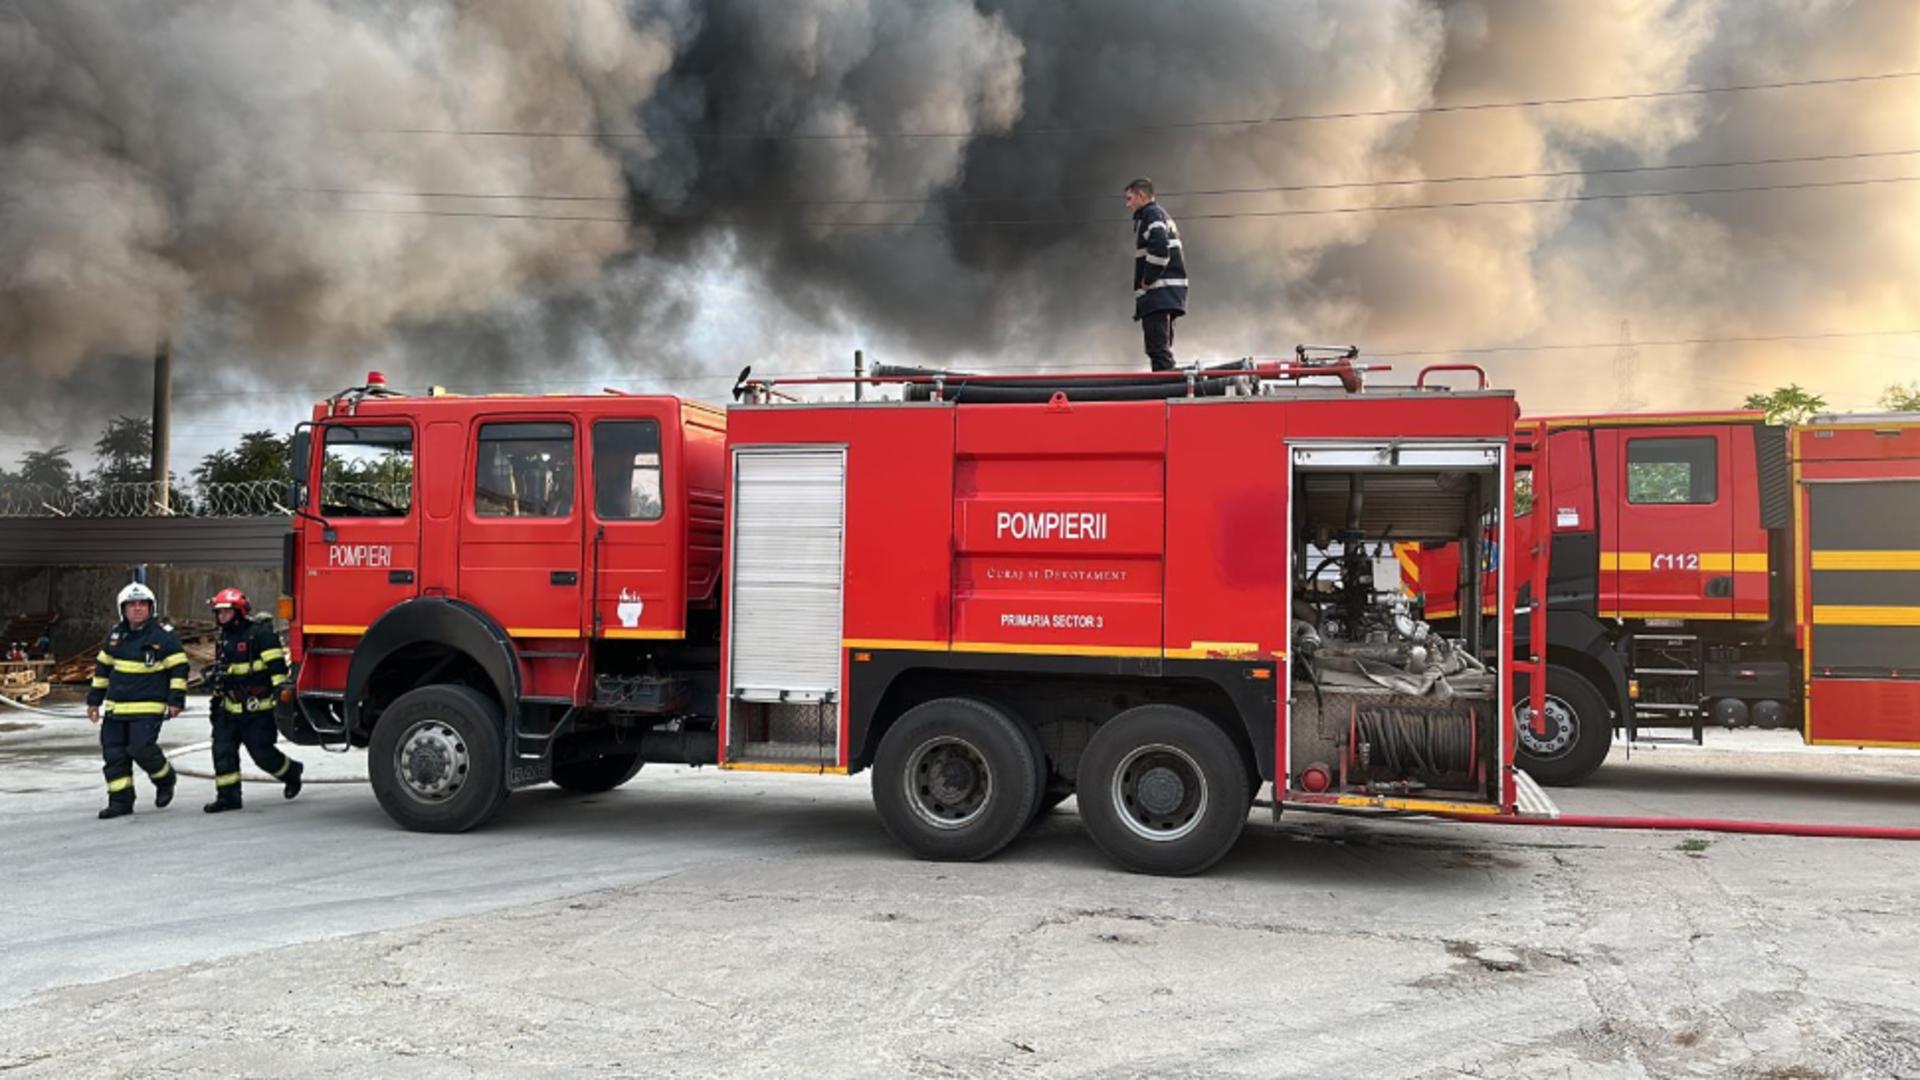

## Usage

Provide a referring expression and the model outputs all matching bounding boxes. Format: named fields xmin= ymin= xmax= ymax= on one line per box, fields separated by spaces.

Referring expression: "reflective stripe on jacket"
xmin=86 ymin=619 xmax=189 ymax=717
xmin=1132 ymin=201 xmax=1188 ymax=319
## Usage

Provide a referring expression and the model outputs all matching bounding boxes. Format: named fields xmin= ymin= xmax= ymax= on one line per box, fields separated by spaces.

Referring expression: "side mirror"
xmin=290 ymin=428 xmax=312 ymax=485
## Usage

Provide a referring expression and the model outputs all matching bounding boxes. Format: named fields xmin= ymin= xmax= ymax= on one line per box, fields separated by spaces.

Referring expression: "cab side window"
xmin=592 ymin=420 xmax=664 ymax=521
xmin=320 ymin=424 xmax=413 ymax=518
xmin=1627 ymin=437 xmax=1717 ymax=505
xmin=475 ymin=422 xmax=575 ymax=517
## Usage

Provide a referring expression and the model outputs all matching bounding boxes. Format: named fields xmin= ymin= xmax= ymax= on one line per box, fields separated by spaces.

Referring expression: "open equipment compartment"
xmin=1286 ymin=440 xmax=1508 ymax=808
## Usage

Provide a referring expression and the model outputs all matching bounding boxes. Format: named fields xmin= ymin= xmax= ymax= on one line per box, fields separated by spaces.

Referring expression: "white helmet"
xmin=117 ymin=582 xmax=157 ymax=617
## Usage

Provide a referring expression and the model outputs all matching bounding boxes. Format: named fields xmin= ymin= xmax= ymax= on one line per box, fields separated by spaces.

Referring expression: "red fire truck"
xmin=1409 ymin=409 xmax=1920 ymax=786
xmin=276 ymin=357 xmax=1553 ymax=875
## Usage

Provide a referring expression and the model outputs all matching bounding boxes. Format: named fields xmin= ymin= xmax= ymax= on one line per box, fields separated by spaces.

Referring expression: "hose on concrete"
xmin=2 ymin=693 xmax=366 ymax=785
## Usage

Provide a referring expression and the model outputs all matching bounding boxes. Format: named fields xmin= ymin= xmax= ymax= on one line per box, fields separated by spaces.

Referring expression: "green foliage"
xmin=16 ymin=445 xmax=77 ymax=489
xmin=1881 ymin=382 xmax=1920 ymax=413
xmin=1628 ymin=462 xmax=1694 ymax=504
xmin=194 ymin=430 xmax=291 ymax=486
xmin=1741 ymin=384 xmax=1826 ymax=426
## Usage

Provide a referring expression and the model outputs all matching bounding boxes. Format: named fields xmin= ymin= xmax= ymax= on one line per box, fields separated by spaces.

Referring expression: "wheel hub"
xmin=395 ymin=720 xmax=469 ymax=802
xmin=1113 ymin=744 xmax=1208 ymax=843
xmin=1515 ymin=695 xmax=1576 ymax=757
xmin=904 ymin=736 xmax=992 ymax=830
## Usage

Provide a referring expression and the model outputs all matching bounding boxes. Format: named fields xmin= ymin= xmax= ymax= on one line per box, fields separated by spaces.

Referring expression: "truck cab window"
xmin=592 ymin=420 xmax=664 ymax=521
xmin=1627 ymin=437 xmax=1717 ymax=505
xmin=476 ymin=422 xmax=575 ymax=518
xmin=320 ymin=424 xmax=413 ymax=518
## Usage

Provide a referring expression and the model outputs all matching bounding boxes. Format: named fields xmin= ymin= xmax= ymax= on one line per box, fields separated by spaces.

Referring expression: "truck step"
xmin=1513 ymin=769 xmax=1560 ymax=819
xmin=732 ymin=740 xmax=836 ymax=766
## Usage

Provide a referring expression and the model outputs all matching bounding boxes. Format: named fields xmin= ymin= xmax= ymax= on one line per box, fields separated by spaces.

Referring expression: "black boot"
xmin=204 ymin=788 xmax=243 ymax=814
xmin=155 ymin=773 xmax=176 ymax=809
xmin=283 ymin=759 xmax=304 ymax=800
xmin=99 ymin=802 xmax=133 ymax=820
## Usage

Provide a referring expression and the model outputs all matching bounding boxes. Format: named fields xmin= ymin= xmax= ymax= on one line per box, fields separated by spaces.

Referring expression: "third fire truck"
xmin=1411 ymin=409 xmax=1920 ymax=785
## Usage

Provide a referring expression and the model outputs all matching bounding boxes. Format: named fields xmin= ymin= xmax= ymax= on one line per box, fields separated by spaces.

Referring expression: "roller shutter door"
xmin=728 ymin=447 xmax=846 ymax=702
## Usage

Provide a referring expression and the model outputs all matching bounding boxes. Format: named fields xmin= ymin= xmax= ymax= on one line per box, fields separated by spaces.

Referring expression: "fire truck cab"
xmin=279 ymin=359 xmax=1549 ymax=875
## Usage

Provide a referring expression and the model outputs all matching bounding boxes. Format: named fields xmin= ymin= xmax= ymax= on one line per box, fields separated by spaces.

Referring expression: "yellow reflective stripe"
xmin=1812 ymin=605 xmax=1920 ymax=627
xmin=90 ymin=677 xmax=110 ymax=689
xmin=222 ymin=699 xmax=245 ymax=713
xmin=151 ymin=763 xmax=172 ymax=780
xmin=214 ymin=772 xmax=241 ymax=787
xmin=225 ymin=662 xmax=255 ymax=675
xmin=162 ymin=652 xmax=187 ymax=668
xmin=248 ymin=697 xmax=276 ymax=711
xmin=271 ymin=760 xmax=292 ymax=778
xmin=1811 ymin=550 xmax=1920 ymax=571
xmin=106 ymin=776 xmax=133 ymax=792
xmin=270 ymin=674 xmax=287 ymax=687
xmin=96 ymin=651 xmax=114 ymax=664
xmin=108 ymin=658 xmax=184 ymax=674
xmin=105 ymin=701 xmax=168 ymax=716
xmin=258 ymin=648 xmax=286 ymax=663
xmin=169 ymin=679 xmax=187 ymax=691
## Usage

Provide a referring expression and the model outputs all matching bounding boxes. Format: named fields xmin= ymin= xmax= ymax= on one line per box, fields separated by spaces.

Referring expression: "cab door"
xmin=582 ymin=404 xmax=682 ymax=642
xmin=1599 ymin=426 xmax=1736 ymax=620
xmin=302 ymin=421 xmax=420 ymax=634
xmin=459 ymin=418 xmax=585 ymax=665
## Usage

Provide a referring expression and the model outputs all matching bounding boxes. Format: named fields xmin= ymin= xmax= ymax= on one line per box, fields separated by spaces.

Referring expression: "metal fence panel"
xmin=0 ymin=517 xmax=291 ymax=568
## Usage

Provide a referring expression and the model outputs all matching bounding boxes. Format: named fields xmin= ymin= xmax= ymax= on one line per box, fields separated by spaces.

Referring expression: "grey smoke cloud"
xmin=2 ymin=0 xmax=1917 ymax=447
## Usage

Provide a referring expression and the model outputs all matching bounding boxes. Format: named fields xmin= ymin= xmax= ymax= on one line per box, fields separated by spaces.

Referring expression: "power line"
xmin=300 ymin=171 xmax=1920 ymax=229
xmin=1368 ymin=328 xmax=1920 ymax=359
xmin=285 ymin=145 xmax=1920 ymax=207
xmin=357 ymin=69 xmax=1920 ymax=142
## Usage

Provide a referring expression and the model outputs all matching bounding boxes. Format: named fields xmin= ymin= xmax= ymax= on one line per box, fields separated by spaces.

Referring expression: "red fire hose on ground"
xmin=1441 ymin=813 xmax=1920 ymax=841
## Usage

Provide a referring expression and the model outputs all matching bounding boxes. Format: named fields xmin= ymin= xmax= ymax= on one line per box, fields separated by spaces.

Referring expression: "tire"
xmin=552 ymin=753 xmax=644 ymax=795
xmin=368 ymin=684 xmax=509 ymax=833
xmin=1077 ymin=704 xmax=1251 ymax=877
xmin=1514 ymin=663 xmax=1611 ymax=787
xmin=871 ymin=697 xmax=1040 ymax=862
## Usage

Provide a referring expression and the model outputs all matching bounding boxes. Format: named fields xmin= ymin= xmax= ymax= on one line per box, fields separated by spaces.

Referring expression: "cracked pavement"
xmin=3 ymin=707 xmax=1920 ymax=1078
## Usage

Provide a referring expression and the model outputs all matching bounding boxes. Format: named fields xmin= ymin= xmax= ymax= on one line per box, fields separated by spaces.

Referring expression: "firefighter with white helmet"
xmin=85 ymin=581 xmax=186 ymax=819
xmin=202 ymin=587 xmax=303 ymax=812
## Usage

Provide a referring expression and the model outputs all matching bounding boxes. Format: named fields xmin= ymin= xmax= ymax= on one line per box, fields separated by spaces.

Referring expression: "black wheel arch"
xmin=1543 ymin=610 xmax=1628 ymax=726
xmin=345 ymin=598 xmax=523 ymax=740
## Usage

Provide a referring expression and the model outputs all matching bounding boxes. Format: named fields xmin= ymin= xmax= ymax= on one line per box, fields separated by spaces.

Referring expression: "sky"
xmin=2 ymin=0 xmax=1917 ymax=472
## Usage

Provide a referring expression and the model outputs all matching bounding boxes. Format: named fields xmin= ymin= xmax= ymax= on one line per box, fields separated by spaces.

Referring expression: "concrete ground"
xmin=3 ymin=696 xmax=1920 ymax=1078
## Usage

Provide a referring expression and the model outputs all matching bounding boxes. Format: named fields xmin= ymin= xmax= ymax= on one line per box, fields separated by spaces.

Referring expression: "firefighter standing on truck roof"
xmin=1125 ymin=177 xmax=1188 ymax=371
xmin=203 ymin=588 xmax=303 ymax=812
xmin=86 ymin=582 xmax=184 ymax=820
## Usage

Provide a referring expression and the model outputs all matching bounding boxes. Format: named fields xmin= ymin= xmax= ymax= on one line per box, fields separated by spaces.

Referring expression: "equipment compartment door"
xmin=727 ymin=447 xmax=847 ymax=702
xmin=1804 ymin=478 xmax=1920 ymax=744
xmin=460 ymin=418 xmax=584 ymax=655
xmin=1601 ymin=426 xmax=1737 ymax=620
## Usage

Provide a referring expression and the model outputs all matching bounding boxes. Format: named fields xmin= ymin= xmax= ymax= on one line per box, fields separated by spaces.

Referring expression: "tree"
xmin=16 ymin=446 xmax=77 ymax=489
xmin=1882 ymin=383 xmax=1920 ymax=412
xmin=195 ymin=430 xmax=291 ymax=486
xmin=93 ymin=415 xmax=153 ymax=486
xmin=1742 ymin=384 xmax=1826 ymax=426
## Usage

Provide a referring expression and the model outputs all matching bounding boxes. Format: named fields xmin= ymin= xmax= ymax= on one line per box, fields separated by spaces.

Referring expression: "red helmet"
xmin=208 ymin=587 xmax=251 ymax=618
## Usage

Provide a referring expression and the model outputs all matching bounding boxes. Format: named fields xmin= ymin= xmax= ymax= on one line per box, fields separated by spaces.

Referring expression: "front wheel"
xmin=1077 ymin=705 xmax=1250 ymax=876
xmin=368 ymin=684 xmax=509 ymax=833
xmin=1514 ymin=664 xmax=1611 ymax=787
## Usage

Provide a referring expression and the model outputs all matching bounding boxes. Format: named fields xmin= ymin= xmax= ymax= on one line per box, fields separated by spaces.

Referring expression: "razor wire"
xmin=0 ymin=480 xmax=308 ymax=518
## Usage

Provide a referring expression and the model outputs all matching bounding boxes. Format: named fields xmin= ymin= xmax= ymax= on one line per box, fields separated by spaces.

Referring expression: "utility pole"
xmin=152 ymin=337 xmax=172 ymax=513
xmin=853 ymin=349 xmax=865 ymax=402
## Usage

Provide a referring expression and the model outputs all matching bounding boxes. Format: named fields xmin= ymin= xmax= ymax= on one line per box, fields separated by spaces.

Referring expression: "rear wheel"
xmin=1514 ymin=664 xmax=1611 ymax=786
xmin=368 ymin=684 xmax=509 ymax=833
xmin=552 ymin=753 xmax=644 ymax=794
xmin=872 ymin=697 xmax=1040 ymax=862
xmin=1077 ymin=705 xmax=1250 ymax=876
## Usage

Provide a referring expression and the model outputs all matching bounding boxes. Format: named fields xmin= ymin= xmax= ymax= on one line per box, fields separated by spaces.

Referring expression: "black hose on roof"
xmin=877 ymin=360 xmax=1254 ymax=403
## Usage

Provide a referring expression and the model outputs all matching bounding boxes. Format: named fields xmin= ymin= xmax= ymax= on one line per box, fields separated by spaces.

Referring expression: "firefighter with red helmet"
xmin=86 ymin=582 xmax=185 ymax=819
xmin=203 ymin=587 xmax=303 ymax=812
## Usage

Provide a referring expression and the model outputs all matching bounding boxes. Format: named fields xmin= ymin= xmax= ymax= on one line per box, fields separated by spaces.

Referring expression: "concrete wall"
xmin=0 ymin=565 xmax=282 ymax=655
